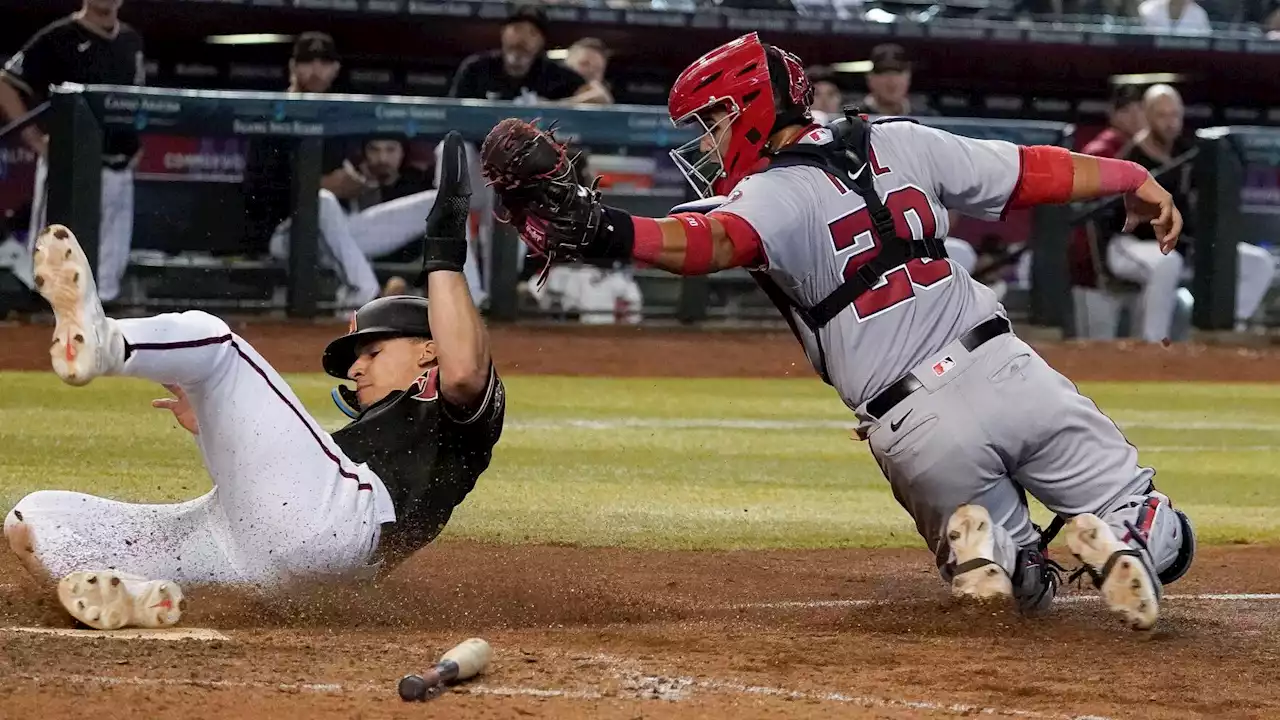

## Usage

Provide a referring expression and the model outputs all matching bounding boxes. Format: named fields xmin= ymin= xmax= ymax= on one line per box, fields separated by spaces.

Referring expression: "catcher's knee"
xmin=1099 ymin=491 xmax=1195 ymax=586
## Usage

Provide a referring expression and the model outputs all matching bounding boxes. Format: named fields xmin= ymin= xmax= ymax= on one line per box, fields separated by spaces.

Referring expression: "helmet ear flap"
xmin=765 ymin=45 xmax=812 ymax=110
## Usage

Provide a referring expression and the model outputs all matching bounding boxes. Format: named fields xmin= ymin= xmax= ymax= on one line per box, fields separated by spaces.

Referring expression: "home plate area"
xmin=3 ymin=542 xmax=1280 ymax=719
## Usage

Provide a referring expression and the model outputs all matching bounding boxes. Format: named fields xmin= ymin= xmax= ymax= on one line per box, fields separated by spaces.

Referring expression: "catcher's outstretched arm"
xmin=618 ymin=211 xmax=764 ymax=275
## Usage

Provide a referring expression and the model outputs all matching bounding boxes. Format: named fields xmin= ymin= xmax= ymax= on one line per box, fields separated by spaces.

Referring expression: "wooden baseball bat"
xmin=397 ymin=638 xmax=492 ymax=701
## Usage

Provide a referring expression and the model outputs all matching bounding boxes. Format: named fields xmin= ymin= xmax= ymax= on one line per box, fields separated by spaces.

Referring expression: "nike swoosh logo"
xmin=889 ymin=410 xmax=911 ymax=432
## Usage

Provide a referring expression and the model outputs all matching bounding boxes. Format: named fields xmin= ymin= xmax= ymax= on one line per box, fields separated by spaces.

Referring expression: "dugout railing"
xmin=24 ymin=81 xmax=1267 ymax=334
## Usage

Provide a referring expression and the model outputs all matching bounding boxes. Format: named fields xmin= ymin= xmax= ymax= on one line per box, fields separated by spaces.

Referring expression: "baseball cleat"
xmin=32 ymin=225 xmax=122 ymax=386
xmin=1065 ymin=513 xmax=1160 ymax=631
xmin=947 ymin=503 xmax=1014 ymax=601
xmin=57 ymin=570 xmax=186 ymax=630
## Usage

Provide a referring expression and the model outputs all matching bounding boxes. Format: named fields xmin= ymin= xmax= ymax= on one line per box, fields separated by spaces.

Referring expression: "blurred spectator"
xmin=244 ymin=34 xmax=484 ymax=308
xmin=807 ymin=65 xmax=844 ymax=125
xmin=1104 ymin=84 xmax=1276 ymax=339
xmin=0 ymin=0 xmax=145 ymax=306
xmin=1070 ymin=85 xmax=1146 ymax=291
xmin=1270 ymin=9 xmax=1280 ymax=37
xmin=1138 ymin=0 xmax=1213 ymax=32
xmin=565 ymin=37 xmax=613 ymax=104
xmin=449 ymin=5 xmax=609 ymax=105
xmin=860 ymin=44 xmax=938 ymax=118
xmin=1082 ymin=85 xmax=1146 ymax=158
xmin=349 ymin=136 xmax=431 ymax=214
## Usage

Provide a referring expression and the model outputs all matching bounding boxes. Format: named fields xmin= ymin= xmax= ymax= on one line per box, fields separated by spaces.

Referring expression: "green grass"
xmin=2 ymin=372 xmax=1279 ymax=550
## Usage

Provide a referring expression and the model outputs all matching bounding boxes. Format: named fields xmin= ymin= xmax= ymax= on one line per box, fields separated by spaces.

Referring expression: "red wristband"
xmin=672 ymin=212 xmax=715 ymax=274
xmin=1096 ymin=156 xmax=1149 ymax=195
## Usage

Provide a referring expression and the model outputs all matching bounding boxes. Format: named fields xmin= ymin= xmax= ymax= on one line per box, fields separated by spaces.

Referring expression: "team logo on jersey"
xmin=728 ymin=188 xmax=744 ymax=202
xmin=800 ymin=128 xmax=833 ymax=146
xmin=410 ymin=368 xmax=440 ymax=402
xmin=932 ymin=356 xmax=955 ymax=377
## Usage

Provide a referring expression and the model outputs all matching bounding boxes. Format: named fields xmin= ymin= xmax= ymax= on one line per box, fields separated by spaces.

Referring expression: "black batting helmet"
xmin=322 ymin=295 xmax=431 ymax=379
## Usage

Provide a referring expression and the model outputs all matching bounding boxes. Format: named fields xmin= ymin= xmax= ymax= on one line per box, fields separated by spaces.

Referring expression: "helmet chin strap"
xmin=332 ymin=385 xmax=361 ymax=419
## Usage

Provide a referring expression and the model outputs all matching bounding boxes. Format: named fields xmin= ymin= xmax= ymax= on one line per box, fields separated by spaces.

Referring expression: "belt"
xmin=865 ymin=316 xmax=1011 ymax=420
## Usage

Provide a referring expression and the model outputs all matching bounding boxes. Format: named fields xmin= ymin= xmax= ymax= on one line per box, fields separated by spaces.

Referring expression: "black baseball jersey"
xmin=1 ymin=14 xmax=145 ymax=167
xmin=332 ymin=364 xmax=505 ymax=561
xmin=449 ymin=51 xmax=586 ymax=102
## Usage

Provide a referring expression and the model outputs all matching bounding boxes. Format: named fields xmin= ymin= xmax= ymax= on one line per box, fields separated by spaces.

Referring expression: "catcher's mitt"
xmin=480 ymin=118 xmax=606 ymax=277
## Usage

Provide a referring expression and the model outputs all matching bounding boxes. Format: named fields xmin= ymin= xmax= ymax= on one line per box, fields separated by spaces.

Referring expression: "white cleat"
xmin=1065 ymin=513 xmax=1160 ymax=631
xmin=947 ymin=503 xmax=1014 ymax=601
xmin=31 ymin=224 xmax=120 ymax=386
xmin=57 ymin=570 xmax=185 ymax=630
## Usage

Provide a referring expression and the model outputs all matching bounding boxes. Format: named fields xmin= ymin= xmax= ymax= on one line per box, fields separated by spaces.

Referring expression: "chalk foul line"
xmin=506 ymin=415 xmax=1280 ymax=440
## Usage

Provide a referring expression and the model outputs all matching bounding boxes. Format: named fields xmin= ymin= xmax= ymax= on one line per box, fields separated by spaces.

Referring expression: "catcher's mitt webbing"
xmin=480 ymin=118 xmax=632 ymax=280
xmin=420 ymin=130 xmax=472 ymax=279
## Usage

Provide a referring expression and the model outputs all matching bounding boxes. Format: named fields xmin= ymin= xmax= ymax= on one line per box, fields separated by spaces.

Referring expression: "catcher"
xmin=479 ymin=33 xmax=1194 ymax=630
xmin=5 ymin=132 xmax=504 ymax=630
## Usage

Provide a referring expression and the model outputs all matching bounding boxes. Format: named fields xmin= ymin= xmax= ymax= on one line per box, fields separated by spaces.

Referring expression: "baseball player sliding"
xmin=480 ymin=33 xmax=1195 ymax=630
xmin=4 ymin=133 xmax=503 ymax=630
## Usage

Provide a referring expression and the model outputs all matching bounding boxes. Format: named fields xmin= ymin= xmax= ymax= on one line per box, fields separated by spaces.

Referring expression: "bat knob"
xmin=398 ymin=674 xmax=429 ymax=701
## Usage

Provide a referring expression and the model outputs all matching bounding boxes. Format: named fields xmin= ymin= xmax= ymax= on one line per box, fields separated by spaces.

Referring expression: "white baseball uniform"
xmin=5 ymin=310 xmax=395 ymax=586
xmin=3 ymin=14 xmax=146 ymax=304
xmin=268 ymin=187 xmax=485 ymax=305
xmin=1107 ymin=235 xmax=1277 ymax=339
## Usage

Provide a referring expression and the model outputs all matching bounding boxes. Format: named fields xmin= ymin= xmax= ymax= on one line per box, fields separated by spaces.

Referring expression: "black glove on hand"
xmin=419 ymin=130 xmax=472 ymax=281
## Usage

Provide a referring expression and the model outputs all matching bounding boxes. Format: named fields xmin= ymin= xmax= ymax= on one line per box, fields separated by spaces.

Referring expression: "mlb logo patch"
xmin=932 ymin=356 xmax=955 ymax=377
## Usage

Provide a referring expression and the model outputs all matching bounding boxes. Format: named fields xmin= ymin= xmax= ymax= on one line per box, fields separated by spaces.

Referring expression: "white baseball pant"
xmin=1107 ymin=235 xmax=1277 ymax=341
xmin=4 ymin=310 xmax=396 ymax=586
xmin=529 ymin=265 xmax=644 ymax=324
xmin=27 ymin=155 xmax=134 ymax=303
xmin=270 ymin=189 xmax=486 ymax=306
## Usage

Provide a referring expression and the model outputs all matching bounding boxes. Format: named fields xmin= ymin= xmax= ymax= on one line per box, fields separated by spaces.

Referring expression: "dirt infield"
xmin=5 ymin=544 xmax=1280 ymax=719
xmin=4 ymin=318 xmax=1280 ymax=381
xmin=4 ymin=319 xmax=1280 ymax=718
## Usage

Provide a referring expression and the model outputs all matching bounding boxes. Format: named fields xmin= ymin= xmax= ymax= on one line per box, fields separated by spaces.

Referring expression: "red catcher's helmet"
xmin=667 ymin=33 xmax=813 ymax=198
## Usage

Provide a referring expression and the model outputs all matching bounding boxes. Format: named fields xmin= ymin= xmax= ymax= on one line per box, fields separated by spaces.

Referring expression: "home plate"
xmin=4 ymin=626 xmax=228 ymax=641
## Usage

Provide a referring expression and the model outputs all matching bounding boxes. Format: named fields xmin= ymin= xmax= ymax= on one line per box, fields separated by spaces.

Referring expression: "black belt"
xmin=865 ymin=316 xmax=1011 ymax=419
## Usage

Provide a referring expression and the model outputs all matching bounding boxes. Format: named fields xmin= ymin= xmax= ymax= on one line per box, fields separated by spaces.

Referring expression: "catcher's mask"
xmin=667 ymin=33 xmax=813 ymax=199
xmin=322 ymin=295 xmax=432 ymax=379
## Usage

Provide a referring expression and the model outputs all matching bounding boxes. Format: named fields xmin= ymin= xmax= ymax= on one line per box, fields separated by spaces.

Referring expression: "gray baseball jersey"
xmin=714 ymin=120 xmax=1019 ymax=409
xmin=709 ymin=119 xmax=1191 ymax=599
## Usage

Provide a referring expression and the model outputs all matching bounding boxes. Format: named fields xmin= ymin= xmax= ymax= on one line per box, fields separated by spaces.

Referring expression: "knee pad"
xmin=1100 ymin=492 xmax=1195 ymax=586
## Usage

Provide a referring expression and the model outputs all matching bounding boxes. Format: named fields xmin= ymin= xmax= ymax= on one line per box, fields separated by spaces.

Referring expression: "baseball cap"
xmin=1110 ymin=84 xmax=1142 ymax=111
xmin=806 ymin=64 xmax=838 ymax=85
xmin=293 ymin=32 xmax=339 ymax=63
xmin=869 ymin=44 xmax=910 ymax=74
xmin=504 ymin=4 xmax=550 ymax=38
